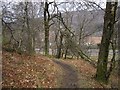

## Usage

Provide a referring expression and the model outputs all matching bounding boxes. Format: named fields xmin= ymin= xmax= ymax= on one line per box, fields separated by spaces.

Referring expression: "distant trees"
xmin=2 ymin=2 xmax=23 ymax=52
xmin=2 ymin=1 xmax=104 ymax=57
xmin=41 ymin=1 xmax=105 ymax=61
xmin=95 ymin=1 xmax=118 ymax=83
xmin=2 ymin=2 xmax=41 ymax=55
xmin=24 ymin=2 xmax=34 ymax=55
xmin=55 ymin=20 xmax=64 ymax=59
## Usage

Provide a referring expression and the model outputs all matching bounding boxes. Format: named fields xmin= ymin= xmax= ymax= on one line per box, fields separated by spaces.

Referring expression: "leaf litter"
xmin=2 ymin=51 xmax=117 ymax=88
xmin=2 ymin=51 xmax=59 ymax=88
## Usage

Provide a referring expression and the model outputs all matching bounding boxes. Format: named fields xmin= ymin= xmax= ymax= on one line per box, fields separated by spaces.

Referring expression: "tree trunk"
xmin=25 ymin=2 xmax=33 ymax=55
xmin=44 ymin=1 xmax=49 ymax=55
xmin=64 ymin=47 xmax=68 ymax=59
xmin=118 ymin=6 xmax=120 ymax=89
xmin=95 ymin=1 xmax=118 ymax=83
xmin=56 ymin=32 xmax=63 ymax=58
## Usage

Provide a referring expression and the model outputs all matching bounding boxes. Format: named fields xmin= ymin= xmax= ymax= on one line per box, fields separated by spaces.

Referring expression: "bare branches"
xmin=2 ymin=19 xmax=19 ymax=45
xmin=85 ymin=1 xmax=105 ymax=11
xmin=53 ymin=2 xmax=75 ymax=37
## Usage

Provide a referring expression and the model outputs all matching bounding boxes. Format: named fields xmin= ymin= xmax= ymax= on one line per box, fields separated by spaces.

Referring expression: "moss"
xmin=2 ymin=47 xmax=15 ymax=52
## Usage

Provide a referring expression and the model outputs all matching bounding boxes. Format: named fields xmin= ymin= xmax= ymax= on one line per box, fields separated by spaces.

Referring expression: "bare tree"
xmin=2 ymin=2 xmax=40 ymax=55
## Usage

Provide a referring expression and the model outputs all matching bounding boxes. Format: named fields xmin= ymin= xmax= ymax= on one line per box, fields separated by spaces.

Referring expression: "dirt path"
xmin=53 ymin=60 xmax=78 ymax=88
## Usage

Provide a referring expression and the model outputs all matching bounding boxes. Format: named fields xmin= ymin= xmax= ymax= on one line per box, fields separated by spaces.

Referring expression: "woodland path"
xmin=53 ymin=60 xmax=79 ymax=88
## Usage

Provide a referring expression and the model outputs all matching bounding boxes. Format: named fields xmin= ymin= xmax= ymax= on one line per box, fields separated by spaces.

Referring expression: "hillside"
xmin=2 ymin=51 xmax=118 ymax=88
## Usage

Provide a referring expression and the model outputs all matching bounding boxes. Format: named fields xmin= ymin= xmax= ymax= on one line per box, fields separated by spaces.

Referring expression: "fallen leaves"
xmin=2 ymin=51 xmax=58 ymax=88
xmin=2 ymin=51 xmax=115 ymax=88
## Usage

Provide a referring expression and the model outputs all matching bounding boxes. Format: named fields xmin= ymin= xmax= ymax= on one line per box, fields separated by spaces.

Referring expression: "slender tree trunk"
xmin=25 ymin=2 xmax=33 ymax=55
xmin=95 ymin=1 xmax=118 ymax=83
xmin=56 ymin=32 xmax=63 ymax=58
xmin=44 ymin=1 xmax=49 ymax=55
xmin=64 ymin=47 xmax=68 ymax=59
xmin=32 ymin=32 xmax=35 ymax=53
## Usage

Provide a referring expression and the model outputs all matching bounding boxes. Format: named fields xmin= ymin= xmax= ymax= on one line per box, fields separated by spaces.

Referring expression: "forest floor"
xmin=2 ymin=51 xmax=118 ymax=88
